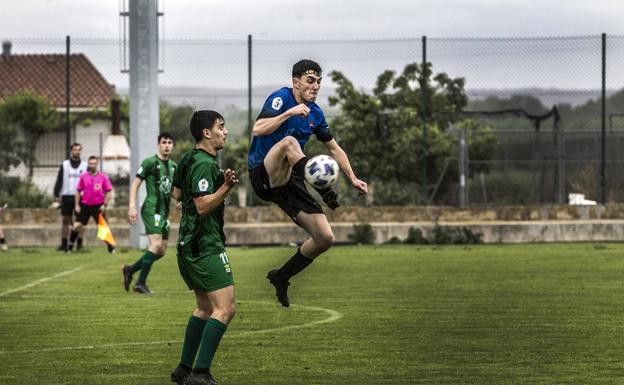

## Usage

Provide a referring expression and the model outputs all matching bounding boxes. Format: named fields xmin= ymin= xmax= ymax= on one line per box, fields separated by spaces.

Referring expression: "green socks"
xmin=194 ymin=318 xmax=227 ymax=371
xmin=180 ymin=316 xmax=207 ymax=368
xmin=135 ymin=251 xmax=157 ymax=284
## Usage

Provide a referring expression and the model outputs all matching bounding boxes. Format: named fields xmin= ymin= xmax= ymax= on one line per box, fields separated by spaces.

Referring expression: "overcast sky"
xmin=1 ymin=0 xmax=622 ymax=93
xmin=0 ymin=0 xmax=622 ymax=39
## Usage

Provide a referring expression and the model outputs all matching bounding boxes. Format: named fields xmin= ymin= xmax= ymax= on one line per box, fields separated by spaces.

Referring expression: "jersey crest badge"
xmin=271 ymin=97 xmax=283 ymax=110
xmin=198 ymin=179 xmax=210 ymax=192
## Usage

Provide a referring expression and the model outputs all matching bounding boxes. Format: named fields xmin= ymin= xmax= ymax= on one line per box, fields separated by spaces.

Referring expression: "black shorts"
xmin=76 ymin=203 xmax=102 ymax=226
xmin=249 ymin=164 xmax=323 ymax=225
xmin=60 ymin=195 xmax=76 ymax=217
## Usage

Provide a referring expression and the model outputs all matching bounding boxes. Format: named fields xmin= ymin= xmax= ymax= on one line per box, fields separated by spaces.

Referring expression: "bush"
xmin=348 ymin=223 xmax=375 ymax=244
xmin=404 ymin=227 xmax=429 ymax=244
xmin=384 ymin=236 xmax=403 ymax=244
xmin=431 ymin=224 xmax=483 ymax=245
xmin=0 ymin=176 xmax=53 ymax=208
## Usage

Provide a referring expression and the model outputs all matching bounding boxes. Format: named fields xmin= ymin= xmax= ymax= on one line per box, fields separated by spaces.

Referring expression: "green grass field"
xmin=0 ymin=244 xmax=623 ymax=385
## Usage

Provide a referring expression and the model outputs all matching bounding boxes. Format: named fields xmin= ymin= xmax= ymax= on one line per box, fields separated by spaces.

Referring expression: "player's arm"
xmin=193 ymin=169 xmax=239 ymax=216
xmin=171 ymin=163 xmax=182 ymax=203
xmin=102 ymin=190 xmax=112 ymax=212
xmin=101 ymin=176 xmax=113 ymax=212
xmin=74 ymin=190 xmax=81 ymax=214
xmin=252 ymin=104 xmax=311 ymax=136
xmin=128 ymin=176 xmax=143 ymax=224
xmin=171 ymin=186 xmax=181 ymax=202
xmin=324 ymin=139 xmax=368 ymax=194
xmin=53 ymin=165 xmax=63 ymax=201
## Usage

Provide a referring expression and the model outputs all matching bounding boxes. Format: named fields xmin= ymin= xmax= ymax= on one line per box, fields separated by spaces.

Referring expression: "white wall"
xmin=7 ymin=120 xmax=130 ymax=195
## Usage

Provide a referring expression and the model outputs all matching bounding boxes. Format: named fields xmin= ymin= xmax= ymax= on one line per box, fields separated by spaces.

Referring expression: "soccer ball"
xmin=304 ymin=155 xmax=339 ymax=189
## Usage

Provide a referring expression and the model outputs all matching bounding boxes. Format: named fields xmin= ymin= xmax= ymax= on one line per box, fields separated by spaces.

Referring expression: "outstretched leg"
xmin=268 ymin=212 xmax=334 ymax=307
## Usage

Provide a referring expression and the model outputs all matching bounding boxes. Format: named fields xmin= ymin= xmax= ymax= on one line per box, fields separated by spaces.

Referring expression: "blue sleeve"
xmin=256 ymin=90 xmax=288 ymax=120
xmin=313 ymin=108 xmax=333 ymax=142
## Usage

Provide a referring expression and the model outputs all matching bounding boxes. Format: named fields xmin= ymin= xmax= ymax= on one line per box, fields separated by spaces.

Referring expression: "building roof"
xmin=0 ymin=53 xmax=114 ymax=109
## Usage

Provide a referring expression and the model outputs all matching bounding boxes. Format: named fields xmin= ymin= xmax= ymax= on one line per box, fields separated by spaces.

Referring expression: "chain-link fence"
xmin=3 ymin=34 xmax=624 ymax=205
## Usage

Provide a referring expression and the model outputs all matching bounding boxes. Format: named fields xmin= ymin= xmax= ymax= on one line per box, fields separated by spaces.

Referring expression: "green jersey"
xmin=136 ymin=155 xmax=177 ymax=219
xmin=174 ymin=148 xmax=226 ymax=257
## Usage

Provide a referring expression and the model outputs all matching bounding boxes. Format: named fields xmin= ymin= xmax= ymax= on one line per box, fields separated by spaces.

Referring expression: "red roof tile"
xmin=0 ymin=53 xmax=114 ymax=108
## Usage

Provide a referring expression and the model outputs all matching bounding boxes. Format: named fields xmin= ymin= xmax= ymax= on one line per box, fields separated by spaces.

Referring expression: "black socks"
xmin=278 ymin=248 xmax=313 ymax=280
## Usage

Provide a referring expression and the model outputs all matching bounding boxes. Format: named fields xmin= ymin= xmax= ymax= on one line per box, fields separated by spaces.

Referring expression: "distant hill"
xmin=466 ymin=88 xmax=619 ymax=108
xmin=117 ymin=86 xmax=619 ymax=110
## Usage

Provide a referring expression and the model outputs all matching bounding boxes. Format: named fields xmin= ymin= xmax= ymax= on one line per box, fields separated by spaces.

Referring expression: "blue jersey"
xmin=247 ymin=87 xmax=333 ymax=169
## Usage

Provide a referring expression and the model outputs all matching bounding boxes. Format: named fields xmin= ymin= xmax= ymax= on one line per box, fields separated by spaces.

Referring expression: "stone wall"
xmin=1 ymin=205 xmax=624 ymax=246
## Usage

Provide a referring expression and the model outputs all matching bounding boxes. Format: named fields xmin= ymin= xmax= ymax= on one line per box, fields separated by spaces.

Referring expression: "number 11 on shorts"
xmin=219 ymin=252 xmax=231 ymax=273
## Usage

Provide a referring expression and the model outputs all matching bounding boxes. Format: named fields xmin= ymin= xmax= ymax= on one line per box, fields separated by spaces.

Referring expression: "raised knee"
xmin=281 ymin=136 xmax=299 ymax=148
xmin=316 ymin=231 xmax=334 ymax=252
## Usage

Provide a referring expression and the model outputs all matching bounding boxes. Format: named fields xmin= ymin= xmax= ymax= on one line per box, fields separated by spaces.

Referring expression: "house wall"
xmin=75 ymin=120 xmax=112 ymax=161
xmin=6 ymin=120 xmax=123 ymax=195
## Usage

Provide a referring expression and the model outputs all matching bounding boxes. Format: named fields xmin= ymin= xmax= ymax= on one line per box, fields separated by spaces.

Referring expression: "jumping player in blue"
xmin=248 ymin=59 xmax=368 ymax=307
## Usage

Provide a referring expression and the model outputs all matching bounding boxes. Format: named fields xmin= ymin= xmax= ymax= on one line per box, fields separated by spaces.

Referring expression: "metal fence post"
xmin=600 ymin=33 xmax=606 ymax=204
xmin=421 ymin=35 xmax=428 ymax=204
xmin=459 ymin=125 xmax=467 ymax=207
xmin=247 ymin=34 xmax=253 ymax=207
xmin=65 ymin=35 xmax=71 ymax=157
xmin=555 ymin=108 xmax=565 ymax=204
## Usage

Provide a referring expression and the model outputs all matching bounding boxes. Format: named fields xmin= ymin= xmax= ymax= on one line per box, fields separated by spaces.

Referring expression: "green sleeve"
xmin=136 ymin=157 xmax=153 ymax=180
xmin=190 ymin=160 xmax=218 ymax=197
xmin=171 ymin=160 xmax=178 ymax=181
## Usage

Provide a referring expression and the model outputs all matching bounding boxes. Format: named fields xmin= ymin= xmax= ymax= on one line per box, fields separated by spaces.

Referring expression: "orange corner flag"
xmin=97 ymin=213 xmax=116 ymax=246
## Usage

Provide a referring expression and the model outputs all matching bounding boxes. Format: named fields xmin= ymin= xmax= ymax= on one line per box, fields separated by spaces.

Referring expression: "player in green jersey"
xmin=168 ymin=110 xmax=239 ymax=385
xmin=122 ymin=132 xmax=177 ymax=294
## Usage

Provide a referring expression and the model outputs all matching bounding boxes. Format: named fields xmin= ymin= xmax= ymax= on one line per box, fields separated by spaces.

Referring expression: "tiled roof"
xmin=0 ymin=53 xmax=114 ymax=108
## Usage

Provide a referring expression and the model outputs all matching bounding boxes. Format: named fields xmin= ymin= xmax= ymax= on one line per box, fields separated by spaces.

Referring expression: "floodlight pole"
xmin=129 ymin=0 xmax=160 ymax=248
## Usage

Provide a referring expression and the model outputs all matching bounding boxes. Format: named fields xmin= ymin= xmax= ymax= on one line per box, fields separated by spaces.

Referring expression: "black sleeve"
xmin=53 ymin=165 xmax=63 ymax=198
xmin=316 ymin=131 xmax=334 ymax=142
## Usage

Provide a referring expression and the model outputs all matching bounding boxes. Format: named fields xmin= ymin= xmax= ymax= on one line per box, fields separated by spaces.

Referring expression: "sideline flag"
xmin=97 ymin=213 xmax=116 ymax=246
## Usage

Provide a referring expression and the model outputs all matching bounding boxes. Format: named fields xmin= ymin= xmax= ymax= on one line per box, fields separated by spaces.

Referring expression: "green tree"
xmin=0 ymin=115 xmax=25 ymax=173
xmin=170 ymin=140 xmax=195 ymax=164
xmin=159 ymin=100 xmax=195 ymax=142
xmin=221 ymin=137 xmax=249 ymax=173
xmin=328 ymin=63 xmax=494 ymax=204
xmin=0 ymin=91 xmax=60 ymax=177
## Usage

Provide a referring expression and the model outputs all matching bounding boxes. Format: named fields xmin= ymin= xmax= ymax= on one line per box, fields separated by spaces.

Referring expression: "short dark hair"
xmin=158 ymin=132 xmax=174 ymax=143
xmin=189 ymin=110 xmax=224 ymax=143
xmin=88 ymin=156 xmax=98 ymax=162
xmin=292 ymin=59 xmax=322 ymax=78
xmin=71 ymin=142 xmax=82 ymax=149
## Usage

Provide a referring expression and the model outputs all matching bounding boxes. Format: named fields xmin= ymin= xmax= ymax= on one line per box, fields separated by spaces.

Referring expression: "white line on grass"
xmin=0 ymin=266 xmax=84 ymax=299
xmin=0 ymin=300 xmax=343 ymax=355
